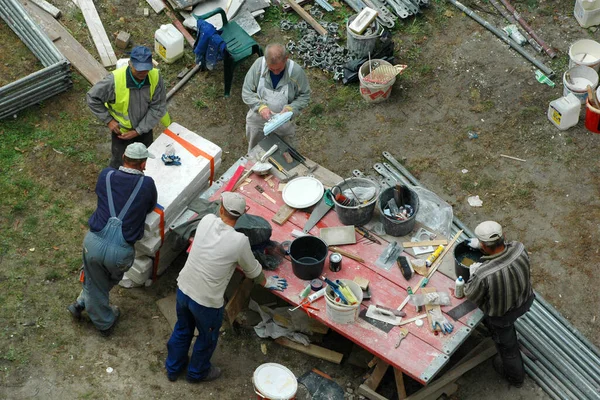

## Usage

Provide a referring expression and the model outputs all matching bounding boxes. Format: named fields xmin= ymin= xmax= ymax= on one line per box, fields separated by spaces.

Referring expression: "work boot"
xmin=67 ymin=303 xmax=84 ymax=321
xmin=492 ymin=355 xmax=523 ymax=388
xmin=187 ymin=366 xmax=222 ymax=383
xmin=100 ymin=305 xmax=120 ymax=337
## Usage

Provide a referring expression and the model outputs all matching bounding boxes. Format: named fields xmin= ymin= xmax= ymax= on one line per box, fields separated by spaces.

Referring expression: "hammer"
xmin=268 ymin=157 xmax=298 ymax=183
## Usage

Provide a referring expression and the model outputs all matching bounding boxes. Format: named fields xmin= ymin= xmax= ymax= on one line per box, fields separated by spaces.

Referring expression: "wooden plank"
xmin=365 ymin=359 xmax=389 ymax=389
xmin=358 ymin=384 xmax=389 ymax=400
xmin=405 ymin=340 xmax=496 ymax=400
xmin=394 ymin=369 xmax=407 ymax=400
xmin=272 ymin=204 xmax=296 ymax=225
xmin=145 ymin=0 xmax=166 ymax=13
xmin=274 ymin=337 xmax=343 ymax=364
xmin=24 ymin=0 xmax=109 ymax=84
xmin=402 ymin=240 xmax=448 ymax=248
xmin=77 ymin=0 xmax=118 ymax=67
xmin=224 ymin=277 xmax=253 ymax=328
xmin=30 ymin=0 xmax=61 ymax=18
xmin=283 ymin=0 xmax=327 ymax=35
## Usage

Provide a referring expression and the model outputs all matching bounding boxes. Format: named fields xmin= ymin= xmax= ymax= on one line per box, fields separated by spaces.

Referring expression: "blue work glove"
xmin=466 ymin=238 xmax=481 ymax=249
xmin=265 ymin=275 xmax=288 ymax=291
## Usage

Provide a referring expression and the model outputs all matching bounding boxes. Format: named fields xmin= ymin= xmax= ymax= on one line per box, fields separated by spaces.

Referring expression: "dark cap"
xmin=130 ymin=46 xmax=153 ymax=71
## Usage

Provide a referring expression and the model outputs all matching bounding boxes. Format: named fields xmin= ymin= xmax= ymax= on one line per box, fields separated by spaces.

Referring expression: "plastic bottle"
xmin=154 ymin=24 xmax=184 ymax=63
xmin=426 ymin=245 xmax=445 ymax=267
xmin=548 ymin=93 xmax=581 ymax=130
xmin=455 ymin=276 xmax=465 ymax=299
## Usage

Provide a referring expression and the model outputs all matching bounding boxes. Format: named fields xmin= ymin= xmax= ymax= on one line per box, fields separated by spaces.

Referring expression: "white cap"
xmin=221 ymin=192 xmax=246 ymax=216
xmin=474 ymin=221 xmax=503 ymax=242
xmin=124 ymin=142 xmax=155 ymax=159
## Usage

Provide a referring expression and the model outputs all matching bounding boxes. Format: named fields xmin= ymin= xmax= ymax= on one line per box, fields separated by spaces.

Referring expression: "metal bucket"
xmin=331 ymin=178 xmax=379 ymax=226
xmin=346 ymin=14 xmax=382 ymax=60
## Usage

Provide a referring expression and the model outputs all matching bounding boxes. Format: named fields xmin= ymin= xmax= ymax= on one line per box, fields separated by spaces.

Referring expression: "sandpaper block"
xmin=354 ymin=276 xmax=369 ymax=291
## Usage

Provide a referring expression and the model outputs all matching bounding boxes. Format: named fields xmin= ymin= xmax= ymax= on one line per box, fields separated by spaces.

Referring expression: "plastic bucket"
xmin=569 ymin=39 xmax=600 ymax=71
xmin=346 ymin=14 xmax=382 ymax=60
xmin=563 ymin=65 xmax=599 ymax=104
xmin=331 ymin=177 xmax=379 ymax=226
xmin=377 ymin=186 xmax=419 ymax=237
xmin=289 ymin=236 xmax=327 ymax=280
xmin=585 ymin=98 xmax=600 ymax=133
xmin=358 ymin=59 xmax=396 ymax=103
xmin=325 ymin=280 xmax=363 ymax=324
xmin=253 ymin=363 xmax=297 ymax=400
xmin=453 ymin=241 xmax=484 ymax=282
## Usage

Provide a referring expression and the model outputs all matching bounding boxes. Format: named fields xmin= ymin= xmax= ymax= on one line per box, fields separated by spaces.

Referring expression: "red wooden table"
xmin=209 ymin=160 xmax=482 ymax=393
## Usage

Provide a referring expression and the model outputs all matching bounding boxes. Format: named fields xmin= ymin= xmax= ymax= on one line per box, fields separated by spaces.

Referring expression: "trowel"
xmin=232 ymin=144 xmax=278 ymax=191
xmin=365 ymin=305 xmax=403 ymax=325
xmin=264 ymin=111 xmax=293 ymax=136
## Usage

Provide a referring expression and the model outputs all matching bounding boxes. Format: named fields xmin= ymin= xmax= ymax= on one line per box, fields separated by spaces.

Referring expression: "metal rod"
xmin=497 ymin=0 xmax=556 ymax=58
xmin=518 ymin=335 xmax=592 ymax=400
xmin=516 ymin=323 xmax=599 ymax=399
xmin=518 ymin=316 xmax=599 ymax=387
xmin=445 ymin=0 xmax=554 ymax=78
xmin=526 ymin=306 xmax=600 ymax=379
xmin=166 ymin=64 xmax=202 ymax=101
xmin=525 ymin=353 xmax=580 ymax=400
xmin=487 ymin=0 xmax=543 ymax=53
xmin=534 ymin=292 xmax=600 ymax=360
xmin=522 ymin=355 xmax=572 ymax=400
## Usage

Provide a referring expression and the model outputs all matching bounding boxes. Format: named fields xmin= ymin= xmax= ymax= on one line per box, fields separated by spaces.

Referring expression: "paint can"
xmin=562 ymin=65 xmax=599 ymax=104
xmin=253 ymin=363 xmax=297 ymax=400
xmin=325 ymin=279 xmax=363 ymax=324
xmin=569 ymin=39 xmax=600 ymax=72
xmin=329 ymin=253 xmax=342 ymax=272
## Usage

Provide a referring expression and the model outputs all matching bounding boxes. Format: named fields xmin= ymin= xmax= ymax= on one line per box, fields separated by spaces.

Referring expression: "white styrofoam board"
xmin=136 ymin=233 xmax=162 ymax=256
xmin=145 ymin=122 xmax=222 ymax=226
xmin=123 ymin=256 xmax=153 ymax=285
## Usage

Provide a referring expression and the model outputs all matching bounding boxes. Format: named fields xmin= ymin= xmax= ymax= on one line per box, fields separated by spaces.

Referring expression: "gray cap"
xmin=221 ymin=192 xmax=246 ymax=216
xmin=124 ymin=142 xmax=155 ymax=159
xmin=474 ymin=221 xmax=503 ymax=242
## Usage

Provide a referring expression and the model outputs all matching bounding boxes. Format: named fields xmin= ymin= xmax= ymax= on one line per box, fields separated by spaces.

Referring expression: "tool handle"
xmin=232 ymin=168 xmax=253 ymax=191
xmin=260 ymin=144 xmax=279 ymax=163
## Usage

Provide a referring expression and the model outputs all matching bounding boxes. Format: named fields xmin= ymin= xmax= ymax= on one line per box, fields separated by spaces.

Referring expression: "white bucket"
xmin=563 ymin=65 xmax=599 ymax=104
xmin=325 ymin=280 xmax=363 ymax=324
xmin=253 ymin=363 xmax=297 ymax=400
xmin=358 ymin=59 xmax=397 ymax=104
xmin=569 ymin=39 xmax=600 ymax=71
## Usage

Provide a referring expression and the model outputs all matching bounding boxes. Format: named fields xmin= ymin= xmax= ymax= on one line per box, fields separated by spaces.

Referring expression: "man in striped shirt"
xmin=464 ymin=221 xmax=534 ymax=388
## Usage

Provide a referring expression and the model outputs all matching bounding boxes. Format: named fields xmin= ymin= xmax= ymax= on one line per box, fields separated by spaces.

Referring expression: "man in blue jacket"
xmin=68 ymin=143 xmax=158 ymax=336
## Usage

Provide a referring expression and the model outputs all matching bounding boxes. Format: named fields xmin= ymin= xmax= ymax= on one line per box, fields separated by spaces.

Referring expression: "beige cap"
xmin=124 ymin=142 xmax=155 ymax=159
xmin=474 ymin=221 xmax=503 ymax=242
xmin=221 ymin=192 xmax=246 ymax=216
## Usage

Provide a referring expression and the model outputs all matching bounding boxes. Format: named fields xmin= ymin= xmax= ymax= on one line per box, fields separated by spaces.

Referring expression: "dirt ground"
xmin=2 ymin=0 xmax=599 ymax=398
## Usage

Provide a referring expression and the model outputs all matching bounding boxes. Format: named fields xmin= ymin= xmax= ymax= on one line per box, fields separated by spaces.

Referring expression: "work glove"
xmin=466 ymin=238 xmax=481 ymax=249
xmin=265 ymin=275 xmax=288 ymax=291
xmin=470 ymin=262 xmax=483 ymax=275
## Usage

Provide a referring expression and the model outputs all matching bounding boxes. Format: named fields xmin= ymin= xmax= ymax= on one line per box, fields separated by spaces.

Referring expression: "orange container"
xmin=585 ymin=99 xmax=600 ymax=133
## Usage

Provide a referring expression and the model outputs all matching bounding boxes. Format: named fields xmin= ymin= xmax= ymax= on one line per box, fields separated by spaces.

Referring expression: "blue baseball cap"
xmin=130 ymin=46 xmax=153 ymax=71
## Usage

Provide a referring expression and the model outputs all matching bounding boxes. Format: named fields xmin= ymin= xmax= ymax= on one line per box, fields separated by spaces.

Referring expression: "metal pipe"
xmin=534 ymin=292 xmax=600 ymax=360
xmin=445 ymin=0 xmax=554 ymax=78
xmin=528 ymin=353 xmax=580 ymax=400
xmin=522 ymin=355 xmax=572 ymax=400
xmin=497 ymin=0 xmax=556 ymax=58
xmin=167 ymin=64 xmax=202 ymax=101
xmin=0 ymin=76 xmax=71 ymax=108
xmin=516 ymin=322 xmax=599 ymax=399
xmin=487 ymin=0 xmax=543 ymax=53
xmin=519 ymin=335 xmax=592 ymax=400
xmin=1 ymin=82 xmax=71 ymax=109
xmin=0 ymin=64 xmax=67 ymax=95
xmin=526 ymin=306 xmax=600 ymax=378
xmin=518 ymin=316 xmax=600 ymax=387
xmin=0 ymin=84 xmax=71 ymax=119
xmin=0 ymin=5 xmax=58 ymax=64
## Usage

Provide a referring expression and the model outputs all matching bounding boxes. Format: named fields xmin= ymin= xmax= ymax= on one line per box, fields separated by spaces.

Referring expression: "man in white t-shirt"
xmin=165 ymin=192 xmax=288 ymax=383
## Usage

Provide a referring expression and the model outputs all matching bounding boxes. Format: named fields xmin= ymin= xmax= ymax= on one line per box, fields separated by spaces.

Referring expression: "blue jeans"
xmin=165 ymin=289 xmax=224 ymax=380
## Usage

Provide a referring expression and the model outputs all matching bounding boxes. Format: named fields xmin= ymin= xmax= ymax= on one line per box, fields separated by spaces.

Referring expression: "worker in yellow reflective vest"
xmin=87 ymin=46 xmax=170 ymax=168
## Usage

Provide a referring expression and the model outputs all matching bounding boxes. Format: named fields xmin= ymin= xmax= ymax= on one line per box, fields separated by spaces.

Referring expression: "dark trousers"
xmin=165 ymin=289 xmax=224 ymax=381
xmin=110 ymin=130 xmax=153 ymax=169
xmin=485 ymin=293 xmax=535 ymax=385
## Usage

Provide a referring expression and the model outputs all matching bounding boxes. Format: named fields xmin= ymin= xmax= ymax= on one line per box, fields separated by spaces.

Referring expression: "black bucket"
xmin=454 ymin=241 xmax=484 ymax=282
xmin=331 ymin=178 xmax=379 ymax=226
xmin=377 ymin=186 xmax=419 ymax=237
xmin=289 ymin=236 xmax=328 ymax=280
